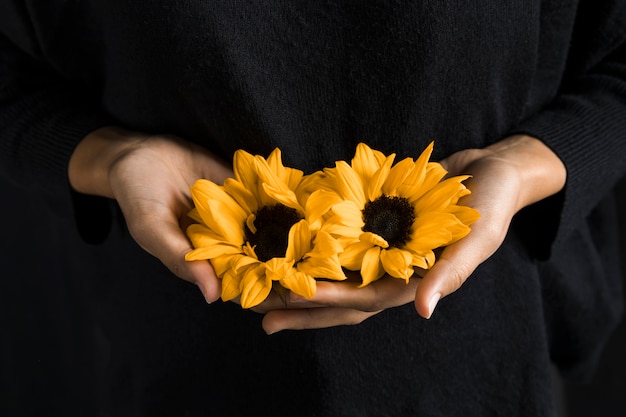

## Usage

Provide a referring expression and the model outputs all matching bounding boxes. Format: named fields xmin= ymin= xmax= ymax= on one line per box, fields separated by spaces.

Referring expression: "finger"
xmin=288 ymin=276 xmax=420 ymax=312
xmin=249 ymin=290 xmax=327 ymax=313
xmin=262 ymin=307 xmax=381 ymax=334
xmin=129 ymin=213 xmax=222 ymax=303
xmin=413 ymin=213 xmax=505 ymax=319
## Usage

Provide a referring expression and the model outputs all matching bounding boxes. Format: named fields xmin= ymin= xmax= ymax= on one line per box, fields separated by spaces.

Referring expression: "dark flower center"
xmin=244 ymin=204 xmax=303 ymax=262
xmin=362 ymin=195 xmax=415 ymax=248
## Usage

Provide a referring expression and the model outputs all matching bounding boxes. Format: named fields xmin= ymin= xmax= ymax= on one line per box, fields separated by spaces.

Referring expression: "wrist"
xmin=486 ymin=135 xmax=567 ymax=210
xmin=68 ymin=126 xmax=147 ymax=198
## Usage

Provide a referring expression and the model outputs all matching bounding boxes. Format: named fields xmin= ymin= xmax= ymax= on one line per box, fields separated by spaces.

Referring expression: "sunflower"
xmin=321 ymin=142 xmax=480 ymax=287
xmin=185 ymin=148 xmax=346 ymax=309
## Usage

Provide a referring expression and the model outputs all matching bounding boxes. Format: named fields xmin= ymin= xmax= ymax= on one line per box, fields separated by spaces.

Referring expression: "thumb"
xmin=414 ymin=219 xmax=504 ymax=319
xmin=413 ymin=247 xmax=476 ymax=319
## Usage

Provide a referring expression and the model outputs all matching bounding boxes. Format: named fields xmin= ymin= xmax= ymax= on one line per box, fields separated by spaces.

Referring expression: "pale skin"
xmin=69 ymin=127 xmax=566 ymax=334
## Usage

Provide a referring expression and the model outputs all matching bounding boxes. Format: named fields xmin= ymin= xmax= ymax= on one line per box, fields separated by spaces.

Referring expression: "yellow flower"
xmin=322 ymin=142 xmax=479 ymax=286
xmin=185 ymin=148 xmax=346 ymax=309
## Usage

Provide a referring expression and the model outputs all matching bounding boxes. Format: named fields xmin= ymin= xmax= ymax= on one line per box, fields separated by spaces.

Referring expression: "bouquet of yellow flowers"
xmin=185 ymin=142 xmax=479 ymax=308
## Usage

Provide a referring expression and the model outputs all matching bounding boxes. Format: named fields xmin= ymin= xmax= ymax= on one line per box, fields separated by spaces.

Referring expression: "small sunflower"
xmin=321 ymin=142 xmax=480 ymax=286
xmin=185 ymin=148 xmax=346 ymax=309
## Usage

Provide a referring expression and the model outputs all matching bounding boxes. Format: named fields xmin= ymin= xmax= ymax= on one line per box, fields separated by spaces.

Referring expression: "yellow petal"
xmin=185 ymin=224 xmax=242 ymax=260
xmin=447 ymin=205 xmax=480 ymax=236
xmin=423 ymin=250 xmax=436 ymax=268
xmin=410 ymin=250 xmax=435 ymax=269
xmin=203 ymin=199 xmax=245 ymax=244
xmin=265 ymin=257 xmax=294 ymax=281
xmin=304 ymin=189 xmax=342 ymax=231
xmin=231 ymin=254 xmax=261 ymax=272
xmin=382 ymin=157 xmax=415 ymax=196
xmin=298 ymin=254 xmax=346 ymax=281
xmin=185 ymin=244 xmax=242 ymax=261
xmin=448 ymin=224 xmax=472 ymax=244
xmin=408 ymin=162 xmax=448 ymax=202
xmin=413 ymin=176 xmax=471 ymax=213
xmin=334 ymin=160 xmax=367 ymax=207
xmin=233 ymin=149 xmax=259 ymax=193
xmin=323 ymin=215 xmax=363 ymax=241
xmin=223 ymin=177 xmax=258 ymax=215
xmin=210 ymin=253 xmax=242 ymax=277
xmin=322 ymin=201 xmax=364 ymax=242
xmin=251 ymin=156 xmax=280 ymax=206
xmin=243 ymin=242 xmax=258 ymax=259
xmin=239 ymin=264 xmax=271 ymax=308
xmin=285 ymin=166 xmax=305 ymax=192
xmin=286 ymin=219 xmax=311 ymax=262
xmin=339 ymin=240 xmax=371 ymax=270
xmin=310 ymin=230 xmax=344 ymax=257
xmin=267 ymin=148 xmax=305 ymax=191
xmin=186 ymin=223 xmax=223 ymax=245
xmin=251 ymin=154 xmax=305 ymax=211
xmin=359 ymin=246 xmax=385 ymax=287
xmin=266 ymin=148 xmax=284 ymax=176
xmin=321 ymin=166 xmax=338 ymax=183
xmin=396 ymin=141 xmax=434 ymax=198
xmin=246 ymin=213 xmax=257 ymax=234
xmin=417 ymin=142 xmax=435 ymax=169
xmin=360 ymin=231 xmax=389 ymax=248
xmin=296 ymin=171 xmax=334 ymax=206
xmin=352 ymin=143 xmax=387 ymax=182
xmin=221 ymin=269 xmax=243 ymax=301
xmin=191 ymin=180 xmax=247 ymax=236
xmin=328 ymin=200 xmax=364 ymax=227
xmin=366 ymin=154 xmax=394 ymax=201
xmin=280 ymin=269 xmax=316 ymax=299
xmin=405 ymin=212 xmax=459 ymax=252
xmin=262 ymin=182 xmax=303 ymax=212
xmin=380 ymin=248 xmax=414 ymax=282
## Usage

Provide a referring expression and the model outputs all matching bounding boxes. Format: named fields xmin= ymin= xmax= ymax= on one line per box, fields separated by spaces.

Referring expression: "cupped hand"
xmin=260 ymin=135 xmax=566 ymax=333
xmin=69 ymin=126 xmax=233 ymax=302
xmin=413 ymin=135 xmax=566 ymax=317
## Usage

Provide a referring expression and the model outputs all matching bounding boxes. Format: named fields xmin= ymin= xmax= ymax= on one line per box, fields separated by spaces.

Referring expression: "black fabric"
xmin=0 ymin=178 xmax=98 ymax=417
xmin=1 ymin=1 xmax=625 ymax=416
xmin=562 ymin=179 xmax=626 ymax=416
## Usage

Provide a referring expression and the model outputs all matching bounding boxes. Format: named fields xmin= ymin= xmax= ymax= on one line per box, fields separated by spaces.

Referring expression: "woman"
xmin=1 ymin=1 xmax=625 ymax=415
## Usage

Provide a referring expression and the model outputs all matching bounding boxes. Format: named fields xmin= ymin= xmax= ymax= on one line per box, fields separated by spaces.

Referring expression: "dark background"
xmin=1 ymin=176 xmax=625 ymax=417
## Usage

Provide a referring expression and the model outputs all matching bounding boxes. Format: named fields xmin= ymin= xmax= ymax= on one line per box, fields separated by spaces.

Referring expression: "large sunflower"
xmin=321 ymin=142 xmax=479 ymax=287
xmin=185 ymin=148 xmax=346 ymax=309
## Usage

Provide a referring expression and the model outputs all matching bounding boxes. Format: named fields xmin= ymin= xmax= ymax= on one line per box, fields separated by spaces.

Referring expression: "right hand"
xmin=68 ymin=126 xmax=234 ymax=302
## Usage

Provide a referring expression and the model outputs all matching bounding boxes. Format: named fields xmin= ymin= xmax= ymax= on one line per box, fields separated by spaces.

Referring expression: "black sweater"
xmin=1 ymin=1 xmax=625 ymax=416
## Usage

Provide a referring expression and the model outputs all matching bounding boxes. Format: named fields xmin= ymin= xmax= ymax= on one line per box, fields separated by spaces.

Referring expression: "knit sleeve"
xmin=512 ymin=4 xmax=626 ymax=258
xmin=0 ymin=31 xmax=114 ymax=242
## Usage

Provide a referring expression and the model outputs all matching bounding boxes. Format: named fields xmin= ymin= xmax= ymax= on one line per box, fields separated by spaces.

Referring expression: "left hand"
xmin=260 ymin=135 xmax=566 ymax=334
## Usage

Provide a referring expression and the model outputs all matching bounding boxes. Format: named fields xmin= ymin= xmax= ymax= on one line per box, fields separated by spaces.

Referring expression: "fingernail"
xmin=427 ymin=292 xmax=441 ymax=319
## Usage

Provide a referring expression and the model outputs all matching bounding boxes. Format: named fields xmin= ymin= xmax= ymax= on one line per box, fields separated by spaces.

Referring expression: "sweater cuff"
xmin=512 ymin=90 xmax=626 ymax=257
xmin=0 ymin=89 xmax=116 ymax=243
